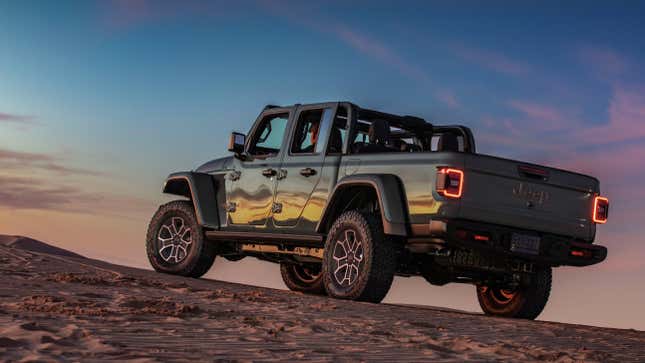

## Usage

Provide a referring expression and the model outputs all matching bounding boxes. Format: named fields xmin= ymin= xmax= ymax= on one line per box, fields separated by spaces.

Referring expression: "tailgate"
xmin=459 ymin=154 xmax=599 ymax=241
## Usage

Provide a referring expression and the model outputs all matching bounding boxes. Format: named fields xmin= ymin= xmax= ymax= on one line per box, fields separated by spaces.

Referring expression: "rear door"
xmin=459 ymin=154 xmax=599 ymax=241
xmin=272 ymin=103 xmax=337 ymax=232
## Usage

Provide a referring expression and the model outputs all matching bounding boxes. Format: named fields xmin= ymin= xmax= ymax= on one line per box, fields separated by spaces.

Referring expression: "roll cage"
xmin=329 ymin=102 xmax=476 ymax=155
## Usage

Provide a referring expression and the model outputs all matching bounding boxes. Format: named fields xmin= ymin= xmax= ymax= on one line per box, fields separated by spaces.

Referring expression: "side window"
xmin=248 ymin=113 xmax=289 ymax=156
xmin=291 ymin=109 xmax=323 ymax=154
xmin=291 ymin=108 xmax=334 ymax=154
xmin=354 ymin=130 xmax=368 ymax=143
xmin=349 ymin=120 xmax=371 ymax=152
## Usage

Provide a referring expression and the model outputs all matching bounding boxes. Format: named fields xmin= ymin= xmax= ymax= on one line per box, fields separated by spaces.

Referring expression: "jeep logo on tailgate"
xmin=513 ymin=182 xmax=550 ymax=205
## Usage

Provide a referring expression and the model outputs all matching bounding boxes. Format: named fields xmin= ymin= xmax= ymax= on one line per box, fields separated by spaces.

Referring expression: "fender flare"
xmin=163 ymin=172 xmax=220 ymax=229
xmin=316 ymin=174 xmax=409 ymax=236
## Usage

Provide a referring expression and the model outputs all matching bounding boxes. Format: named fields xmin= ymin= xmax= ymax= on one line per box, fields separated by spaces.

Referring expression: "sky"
xmin=1 ymin=0 xmax=645 ymax=329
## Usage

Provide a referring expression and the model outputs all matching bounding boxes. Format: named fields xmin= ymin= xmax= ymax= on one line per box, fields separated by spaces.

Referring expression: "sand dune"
xmin=0 ymin=235 xmax=84 ymax=259
xmin=0 ymin=235 xmax=643 ymax=362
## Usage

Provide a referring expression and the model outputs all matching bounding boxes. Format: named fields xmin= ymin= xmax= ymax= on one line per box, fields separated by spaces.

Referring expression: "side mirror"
xmin=228 ymin=132 xmax=246 ymax=154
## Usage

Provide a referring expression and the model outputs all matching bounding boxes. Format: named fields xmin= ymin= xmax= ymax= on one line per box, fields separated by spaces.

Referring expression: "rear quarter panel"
xmin=341 ymin=152 xmax=465 ymax=225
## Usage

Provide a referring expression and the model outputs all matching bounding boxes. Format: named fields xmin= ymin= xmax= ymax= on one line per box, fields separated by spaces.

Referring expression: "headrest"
xmin=437 ymin=133 xmax=459 ymax=152
xmin=368 ymin=119 xmax=390 ymax=145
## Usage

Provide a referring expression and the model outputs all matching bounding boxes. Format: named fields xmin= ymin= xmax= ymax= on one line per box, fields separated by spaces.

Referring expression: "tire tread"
xmin=322 ymin=210 xmax=397 ymax=303
xmin=146 ymin=200 xmax=216 ymax=278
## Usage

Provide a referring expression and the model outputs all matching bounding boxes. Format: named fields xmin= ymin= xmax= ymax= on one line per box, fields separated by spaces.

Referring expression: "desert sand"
xmin=1 ymin=235 xmax=643 ymax=362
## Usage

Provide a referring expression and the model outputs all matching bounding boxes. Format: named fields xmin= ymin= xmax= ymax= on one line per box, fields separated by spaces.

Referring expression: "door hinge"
xmin=277 ymin=169 xmax=288 ymax=180
xmin=227 ymin=170 xmax=241 ymax=181
xmin=225 ymin=202 xmax=237 ymax=213
xmin=272 ymin=202 xmax=283 ymax=214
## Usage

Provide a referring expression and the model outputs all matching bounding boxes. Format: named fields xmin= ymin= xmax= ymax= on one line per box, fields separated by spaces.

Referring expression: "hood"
xmin=194 ymin=156 xmax=233 ymax=173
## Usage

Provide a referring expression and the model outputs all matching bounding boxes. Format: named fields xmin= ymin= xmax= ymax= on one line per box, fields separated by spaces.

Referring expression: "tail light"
xmin=570 ymin=249 xmax=592 ymax=258
xmin=436 ymin=168 xmax=464 ymax=198
xmin=473 ymin=234 xmax=490 ymax=242
xmin=454 ymin=229 xmax=490 ymax=242
xmin=592 ymin=196 xmax=609 ymax=224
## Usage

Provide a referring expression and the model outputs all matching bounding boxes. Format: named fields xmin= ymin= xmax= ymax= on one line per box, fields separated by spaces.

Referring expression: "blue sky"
xmin=1 ymin=1 xmax=645 ymax=329
xmin=2 ymin=0 xmax=643 ymax=199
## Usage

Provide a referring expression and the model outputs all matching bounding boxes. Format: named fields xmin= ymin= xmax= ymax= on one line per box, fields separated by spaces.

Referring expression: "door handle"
xmin=262 ymin=168 xmax=277 ymax=177
xmin=300 ymin=168 xmax=317 ymax=177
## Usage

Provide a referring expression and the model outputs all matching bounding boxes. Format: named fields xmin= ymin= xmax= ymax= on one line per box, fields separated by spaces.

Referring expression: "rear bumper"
xmin=432 ymin=219 xmax=607 ymax=267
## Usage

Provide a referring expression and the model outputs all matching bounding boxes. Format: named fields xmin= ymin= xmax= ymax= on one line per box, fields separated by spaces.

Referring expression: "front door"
xmin=227 ymin=110 xmax=291 ymax=228
xmin=272 ymin=104 xmax=337 ymax=231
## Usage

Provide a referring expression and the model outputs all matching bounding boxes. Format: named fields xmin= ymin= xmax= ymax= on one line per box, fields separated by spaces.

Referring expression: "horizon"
xmin=1 ymin=1 xmax=644 ymax=330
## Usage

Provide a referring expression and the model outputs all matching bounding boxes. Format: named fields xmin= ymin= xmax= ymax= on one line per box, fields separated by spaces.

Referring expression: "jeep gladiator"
xmin=146 ymin=101 xmax=608 ymax=319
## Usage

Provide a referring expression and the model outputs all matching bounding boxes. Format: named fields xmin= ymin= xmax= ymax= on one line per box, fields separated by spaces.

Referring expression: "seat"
xmin=356 ymin=119 xmax=395 ymax=153
xmin=437 ymin=133 xmax=460 ymax=152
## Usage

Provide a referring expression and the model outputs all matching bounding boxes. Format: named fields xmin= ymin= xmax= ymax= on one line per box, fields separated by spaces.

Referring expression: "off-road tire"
xmin=322 ymin=210 xmax=397 ymax=303
xmin=146 ymin=200 xmax=216 ymax=278
xmin=280 ymin=263 xmax=326 ymax=295
xmin=476 ymin=266 xmax=552 ymax=320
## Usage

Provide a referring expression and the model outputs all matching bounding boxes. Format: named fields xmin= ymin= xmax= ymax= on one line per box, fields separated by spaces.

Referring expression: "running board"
xmin=240 ymin=244 xmax=324 ymax=259
xmin=204 ymin=230 xmax=324 ymax=247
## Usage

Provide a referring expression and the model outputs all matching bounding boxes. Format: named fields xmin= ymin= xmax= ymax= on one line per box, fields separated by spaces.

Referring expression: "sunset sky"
xmin=1 ymin=1 xmax=644 ymax=329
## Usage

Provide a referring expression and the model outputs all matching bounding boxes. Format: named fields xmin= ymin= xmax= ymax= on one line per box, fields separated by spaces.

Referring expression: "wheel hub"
xmin=157 ymin=216 xmax=192 ymax=264
xmin=332 ymin=229 xmax=364 ymax=286
xmin=292 ymin=265 xmax=321 ymax=283
xmin=481 ymin=286 xmax=518 ymax=305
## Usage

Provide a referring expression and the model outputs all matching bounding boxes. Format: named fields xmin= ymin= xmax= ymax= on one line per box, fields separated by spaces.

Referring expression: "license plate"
xmin=510 ymin=233 xmax=541 ymax=255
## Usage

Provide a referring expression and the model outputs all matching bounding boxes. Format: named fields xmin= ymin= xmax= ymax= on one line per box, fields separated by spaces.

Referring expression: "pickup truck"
xmin=146 ymin=101 xmax=609 ymax=319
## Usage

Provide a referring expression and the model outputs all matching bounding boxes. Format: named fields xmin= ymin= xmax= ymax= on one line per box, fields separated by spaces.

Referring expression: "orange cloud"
xmin=0 ymin=147 xmax=103 ymax=176
xmin=0 ymin=174 xmax=154 ymax=217
xmin=0 ymin=174 xmax=99 ymax=211
xmin=0 ymin=112 xmax=33 ymax=124
xmin=0 ymin=145 xmax=153 ymax=218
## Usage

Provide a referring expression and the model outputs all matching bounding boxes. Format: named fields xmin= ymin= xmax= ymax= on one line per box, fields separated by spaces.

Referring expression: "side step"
xmin=204 ymin=230 xmax=324 ymax=247
xmin=240 ymin=244 xmax=324 ymax=259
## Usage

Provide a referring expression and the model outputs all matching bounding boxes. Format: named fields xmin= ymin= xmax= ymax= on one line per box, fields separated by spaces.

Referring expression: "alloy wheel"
xmin=332 ymin=229 xmax=365 ymax=286
xmin=157 ymin=216 xmax=192 ymax=264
